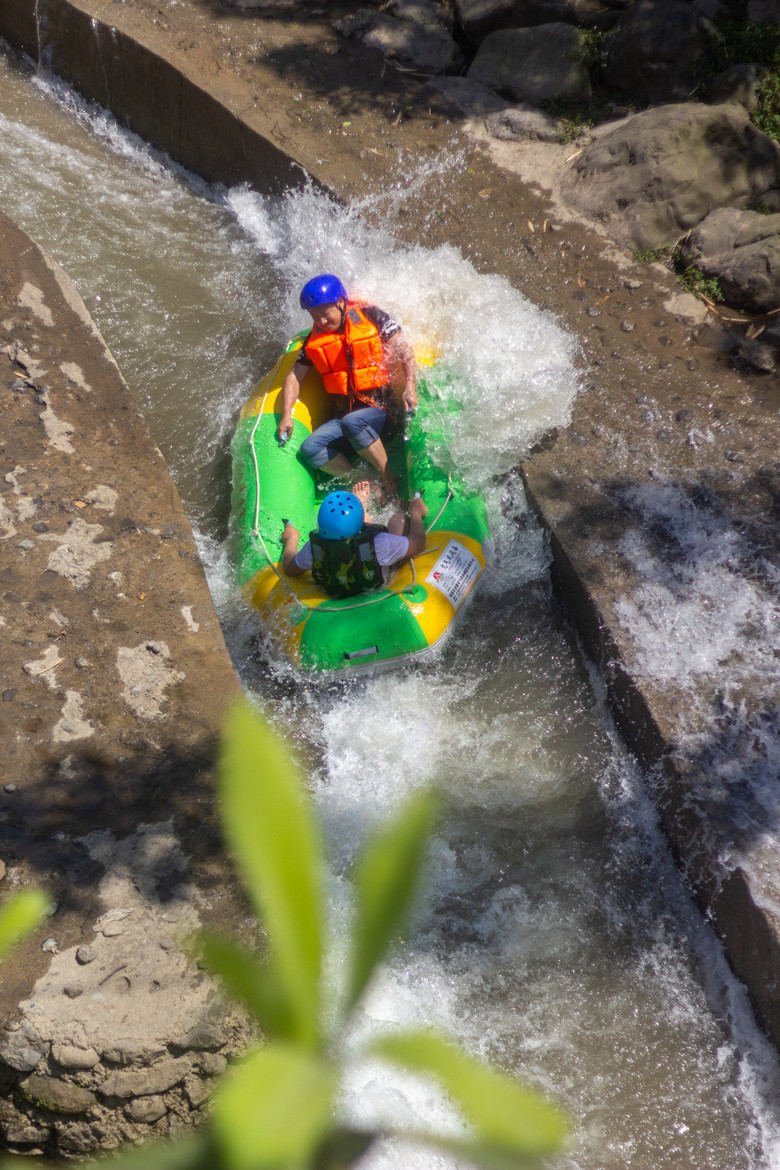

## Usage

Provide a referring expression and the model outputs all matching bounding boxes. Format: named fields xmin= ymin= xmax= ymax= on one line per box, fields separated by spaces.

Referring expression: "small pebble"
xmin=0 ymin=860 xmax=6 ymax=881
xmin=75 ymin=945 xmax=96 ymax=965
xmin=41 ymin=937 xmax=59 ymax=954
xmin=5 ymin=784 xmax=17 ymax=793
xmin=63 ymin=986 xmax=84 ymax=999
xmin=620 ymin=320 xmax=635 ymax=332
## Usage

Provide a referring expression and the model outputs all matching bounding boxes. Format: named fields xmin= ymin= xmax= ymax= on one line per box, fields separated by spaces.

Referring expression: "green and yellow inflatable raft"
xmin=230 ymin=334 xmax=490 ymax=673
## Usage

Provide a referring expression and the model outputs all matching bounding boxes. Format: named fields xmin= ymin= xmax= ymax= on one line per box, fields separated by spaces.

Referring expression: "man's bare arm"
xmin=387 ymin=333 xmax=417 ymax=412
xmin=281 ymin=524 xmax=306 ymax=576
xmin=277 ymin=360 xmax=307 ymax=440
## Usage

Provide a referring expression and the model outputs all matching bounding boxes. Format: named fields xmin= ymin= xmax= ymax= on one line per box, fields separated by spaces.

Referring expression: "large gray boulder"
xmin=332 ymin=6 xmax=464 ymax=74
xmin=485 ymin=103 xmax=561 ymax=140
xmin=455 ymin=0 xmax=521 ymax=45
xmin=427 ymin=74 xmax=515 ymax=119
xmin=561 ymin=103 xmax=780 ymax=252
xmin=606 ymin=0 xmax=716 ymax=103
xmin=710 ymin=63 xmax=762 ymax=113
xmin=467 ymin=23 xmax=591 ymax=103
xmin=455 ymin=0 xmax=614 ymax=43
xmin=387 ymin=0 xmax=454 ymax=33
xmin=427 ymin=75 xmax=561 ymax=140
xmin=681 ymin=206 xmax=780 ymax=313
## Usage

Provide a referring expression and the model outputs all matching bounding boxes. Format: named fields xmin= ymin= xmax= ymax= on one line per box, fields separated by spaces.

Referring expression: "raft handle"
xmin=343 ymin=645 xmax=378 ymax=660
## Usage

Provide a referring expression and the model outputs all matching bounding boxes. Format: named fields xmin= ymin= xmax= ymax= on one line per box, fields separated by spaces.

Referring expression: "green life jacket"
xmin=309 ymin=524 xmax=387 ymax=599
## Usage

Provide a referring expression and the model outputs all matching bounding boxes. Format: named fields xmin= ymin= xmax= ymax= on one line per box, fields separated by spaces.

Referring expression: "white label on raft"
xmin=426 ymin=540 xmax=481 ymax=608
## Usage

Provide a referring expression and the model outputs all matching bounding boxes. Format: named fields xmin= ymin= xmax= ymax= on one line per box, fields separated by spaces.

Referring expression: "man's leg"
xmin=321 ymin=453 xmax=354 ymax=477
xmin=342 ymin=408 xmax=400 ymax=499
xmin=300 ymin=418 xmax=354 ymax=478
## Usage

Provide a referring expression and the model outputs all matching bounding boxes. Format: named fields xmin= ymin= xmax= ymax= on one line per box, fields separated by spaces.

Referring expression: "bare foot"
xmin=353 ymin=480 xmax=371 ymax=508
xmin=353 ymin=479 xmax=378 ymax=523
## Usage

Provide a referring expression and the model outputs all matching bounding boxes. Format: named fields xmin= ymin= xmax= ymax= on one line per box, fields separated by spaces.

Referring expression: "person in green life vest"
xmin=281 ymin=481 xmax=427 ymax=599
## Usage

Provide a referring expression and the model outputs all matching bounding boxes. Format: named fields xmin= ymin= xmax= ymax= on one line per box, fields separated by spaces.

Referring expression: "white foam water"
xmin=2 ymin=42 xmax=780 ymax=1167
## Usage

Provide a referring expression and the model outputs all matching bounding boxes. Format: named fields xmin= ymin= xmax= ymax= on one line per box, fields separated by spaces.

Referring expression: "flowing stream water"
xmin=3 ymin=41 xmax=780 ymax=1169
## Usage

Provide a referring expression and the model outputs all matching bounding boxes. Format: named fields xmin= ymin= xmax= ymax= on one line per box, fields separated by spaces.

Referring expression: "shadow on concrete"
xmin=0 ymin=740 xmax=236 ymax=924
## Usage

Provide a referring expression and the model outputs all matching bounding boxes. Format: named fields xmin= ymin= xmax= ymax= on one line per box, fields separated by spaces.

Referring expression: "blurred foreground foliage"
xmin=0 ymin=701 xmax=567 ymax=1170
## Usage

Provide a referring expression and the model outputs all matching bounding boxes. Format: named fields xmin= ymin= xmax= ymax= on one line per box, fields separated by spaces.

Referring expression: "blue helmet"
xmin=317 ymin=491 xmax=364 ymax=540
xmin=300 ymin=274 xmax=347 ymax=311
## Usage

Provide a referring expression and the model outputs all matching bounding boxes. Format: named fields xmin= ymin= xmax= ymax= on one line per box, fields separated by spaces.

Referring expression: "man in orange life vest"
xmin=276 ymin=274 xmax=418 ymax=500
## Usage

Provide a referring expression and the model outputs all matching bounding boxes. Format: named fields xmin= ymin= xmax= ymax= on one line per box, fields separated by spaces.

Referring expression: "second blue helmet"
xmin=300 ymin=274 xmax=348 ymax=311
xmin=317 ymin=491 xmax=364 ymax=540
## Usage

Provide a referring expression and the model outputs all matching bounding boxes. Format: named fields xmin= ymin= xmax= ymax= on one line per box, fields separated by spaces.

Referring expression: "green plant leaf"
xmin=311 ymin=1127 xmax=377 ymax=1170
xmin=347 ymin=789 xmax=440 ymax=1010
xmin=211 ymin=1043 xmax=337 ymax=1170
xmin=219 ymin=701 xmax=324 ymax=1047
xmin=0 ymin=890 xmax=49 ymax=961
xmin=0 ymin=1159 xmax=52 ymax=1170
xmin=388 ymin=1131 xmax=557 ymax=1170
xmin=196 ymin=931 xmax=292 ymax=1038
xmin=370 ymin=1030 xmax=567 ymax=1161
xmin=84 ymin=1134 xmax=213 ymax=1169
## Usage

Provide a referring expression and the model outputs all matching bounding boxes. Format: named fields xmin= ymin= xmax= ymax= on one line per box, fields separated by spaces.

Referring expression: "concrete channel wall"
xmin=3 ymin=0 xmax=780 ymax=1142
xmin=0 ymin=210 xmax=250 ymax=1155
xmin=0 ymin=0 xmax=307 ymax=195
